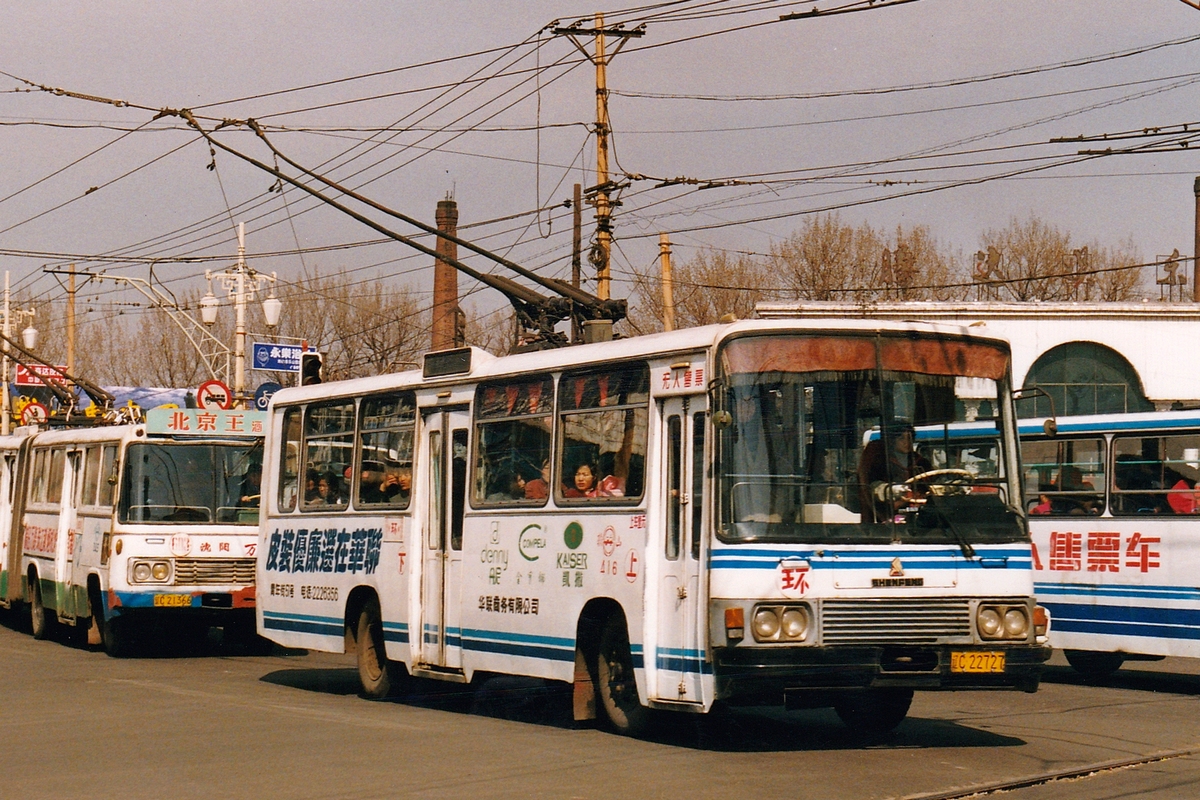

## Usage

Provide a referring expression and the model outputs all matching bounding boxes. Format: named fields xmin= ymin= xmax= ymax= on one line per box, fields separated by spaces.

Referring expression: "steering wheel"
xmin=904 ymin=468 xmax=976 ymax=497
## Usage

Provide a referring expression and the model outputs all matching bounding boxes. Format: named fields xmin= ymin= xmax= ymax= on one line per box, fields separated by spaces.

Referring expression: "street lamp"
xmin=203 ymin=222 xmax=281 ymax=407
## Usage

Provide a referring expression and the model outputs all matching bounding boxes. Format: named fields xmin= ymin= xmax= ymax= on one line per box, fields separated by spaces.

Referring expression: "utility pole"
xmin=1193 ymin=176 xmax=1200 ymax=303
xmin=659 ymin=233 xmax=675 ymax=332
xmin=66 ymin=264 xmax=76 ymax=375
xmin=572 ymin=183 xmax=582 ymax=343
xmin=552 ymin=15 xmax=644 ymax=302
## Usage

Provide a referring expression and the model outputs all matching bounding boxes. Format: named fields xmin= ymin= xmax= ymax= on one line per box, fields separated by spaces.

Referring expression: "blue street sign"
xmin=254 ymin=382 xmax=283 ymax=411
xmin=252 ymin=342 xmax=303 ymax=372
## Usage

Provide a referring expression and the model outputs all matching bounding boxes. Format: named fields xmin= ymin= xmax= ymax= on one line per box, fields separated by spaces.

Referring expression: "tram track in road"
xmin=897 ymin=744 xmax=1200 ymax=800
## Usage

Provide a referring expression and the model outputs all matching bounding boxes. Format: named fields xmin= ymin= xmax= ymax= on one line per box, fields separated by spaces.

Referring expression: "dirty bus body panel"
xmin=3 ymin=409 xmax=265 ymax=654
xmin=257 ymin=319 xmax=1048 ymax=736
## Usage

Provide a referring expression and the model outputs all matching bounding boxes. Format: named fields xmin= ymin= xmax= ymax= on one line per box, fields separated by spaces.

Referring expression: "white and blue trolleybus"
xmin=256 ymin=319 xmax=1049 ymax=735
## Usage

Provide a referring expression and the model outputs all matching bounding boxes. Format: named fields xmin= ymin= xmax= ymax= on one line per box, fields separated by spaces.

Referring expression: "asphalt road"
xmin=3 ymin=611 xmax=1200 ymax=800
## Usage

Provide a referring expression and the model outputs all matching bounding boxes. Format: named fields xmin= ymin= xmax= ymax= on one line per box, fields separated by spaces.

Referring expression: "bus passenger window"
xmin=47 ymin=449 xmax=65 ymax=505
xmin=82 ymin=446 xmax=101 ymax=507
xmin=356 ymin=393 xmax=415 ymax=510
xmin=473 ymin=376 xmax=553 ymax=507
xmin=1114 ymin=433 xmax=1200 ymax=515
xmin=98 ymin=445 xmax=118 ymax=507
xmin=1021 ymin=437 xmax=1104 ymax=516
xmin=278 ymin=408 xmax=301 ymax=512
xmin=557 ymin=365 xmax=649 ymax=504
xmin=302 ymin=402 xmax=354 ymax=511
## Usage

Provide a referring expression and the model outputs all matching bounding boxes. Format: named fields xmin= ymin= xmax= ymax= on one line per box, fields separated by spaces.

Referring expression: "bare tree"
xmin=629 ymin=248 xmax=773 ymax=333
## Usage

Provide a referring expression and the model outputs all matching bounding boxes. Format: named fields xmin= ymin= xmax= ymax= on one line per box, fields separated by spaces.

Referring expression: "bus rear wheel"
xmin=1064 ymin=649 xmax=1125 ymax=679
xmin=356 ymin=599 xmax=403 ymax=699
xmin=834 ymin=688 xmax=913 ymax=738
xmin=29 ymin=574 xmax=55 ymax=640
xmin=596 ymin=616 xmax=652 ymax=737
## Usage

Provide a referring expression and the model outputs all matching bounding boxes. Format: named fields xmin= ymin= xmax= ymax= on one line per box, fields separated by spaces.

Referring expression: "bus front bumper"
xmin=712 ymin=643 xmax=1051 ymax=703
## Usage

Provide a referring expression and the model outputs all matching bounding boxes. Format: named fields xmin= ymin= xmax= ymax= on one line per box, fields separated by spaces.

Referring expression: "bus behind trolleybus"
xmin=256 ymin=319 xmax=1050 ymax=736
xmin=0 ymin=408 xmax=266 ymax=656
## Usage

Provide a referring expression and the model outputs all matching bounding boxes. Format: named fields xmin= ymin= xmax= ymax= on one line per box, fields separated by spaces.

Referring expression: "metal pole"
xmin=2 ymin=271 xmax=9 ymax=436
xmin=572 ymin=182 xmax=582 ymax=343
xmin=1193 ymin=176 xmax=1200 ymax=303
xmin=234 ymin=222 xmax=247 ymax=408
xmin=66 ymin=264 xmax=76 ymax=375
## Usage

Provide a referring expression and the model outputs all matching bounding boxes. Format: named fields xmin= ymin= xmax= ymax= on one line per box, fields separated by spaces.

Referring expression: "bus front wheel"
xmin=1064 ymin=649 xmax=1124 ymax=679
xmin=596 ymin=616 xmax=651 ymax=736
xmin=356 ymin=599 xmax=403 ymax=699
xmin=834 ymin=688 xmax=913 ymax=738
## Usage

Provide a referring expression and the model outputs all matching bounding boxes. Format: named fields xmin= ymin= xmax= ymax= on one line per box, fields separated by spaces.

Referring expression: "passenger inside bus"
xmin=359 ymin=460 xmax=404 ymax=505
xmin=314 ymin=473 xmax=345 ymax=505
xmin=1052 ymin=466 xmax=1099 ymax=515
xmin=524 ymin=459 xmax=550 ymax=500
xmin=487 ymin=470 xmax=527 ymax=502
xmin=1168 ymin=477 xmax=1200 ymax=514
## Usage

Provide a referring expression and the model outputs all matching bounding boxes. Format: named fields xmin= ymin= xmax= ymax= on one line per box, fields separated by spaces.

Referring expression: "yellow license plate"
xmin=153 ymin=594 xmax=193 ymax=608
xmin=951 ymin=651 xmax=1006 ymax=673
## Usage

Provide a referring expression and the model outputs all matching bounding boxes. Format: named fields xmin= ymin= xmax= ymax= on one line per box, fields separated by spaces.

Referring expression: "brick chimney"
xmin=431 ymin=195 xmax=460 ymax=351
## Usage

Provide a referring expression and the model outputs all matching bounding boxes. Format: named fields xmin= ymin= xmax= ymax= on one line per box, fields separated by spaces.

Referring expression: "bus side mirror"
xmin=1013 ymin=387 xmax=1057 ymax=437
xmin=1043 ymin=418 xmax=1057 ymax=437
xmin=713 ymin=410 xmax=732 ymax=429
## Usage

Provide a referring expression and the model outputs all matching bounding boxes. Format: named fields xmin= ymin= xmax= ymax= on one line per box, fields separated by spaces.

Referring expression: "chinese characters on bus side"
xmin=264 ymin=527 xmax=383 ymax=574
xmin=478 ymin=595 xmax=540 ymax=614
xmin=1035 ymin=531 xmax=1161 ymax=573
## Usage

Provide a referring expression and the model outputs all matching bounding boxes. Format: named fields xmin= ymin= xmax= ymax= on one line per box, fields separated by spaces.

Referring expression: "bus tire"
xmin=102 ymin=614 xmax=136 ymax=658
xmin=1064 ymin=649 xmax=1124 ymax=679
xmin=834 ymin=688 xmax=913 ymax=738
xmin=356 ymin=599 xmax=402 ymax=699
xmin=29 ymin=573 xmax=55 ymax=641
xmin=596 ymin=615 xmax=651 ymax=737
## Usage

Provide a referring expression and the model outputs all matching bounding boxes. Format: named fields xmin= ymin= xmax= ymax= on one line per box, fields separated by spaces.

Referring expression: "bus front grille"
xmin=821 ymin=599 xmax=971 ymax=644
xmin=173 ymin=558 xmax=256 ymax=586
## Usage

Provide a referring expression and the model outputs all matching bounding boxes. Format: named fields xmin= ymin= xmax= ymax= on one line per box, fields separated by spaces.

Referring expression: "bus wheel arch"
xmin=585 ymin=601 xmax=653 ymax=736
xmin=347 ymin=587 xmax=406 ymax=699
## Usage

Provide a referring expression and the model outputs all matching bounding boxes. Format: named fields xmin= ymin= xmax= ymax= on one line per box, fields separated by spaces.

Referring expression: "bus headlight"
xmin=977 ymin=603 xmax=1032 ymax=640
xmin=753 ymin=608 xmax=780 ymax=640
xmin=750 ymin=604 xmax=811 ymax=642
xmin=1003 ymin=607 xmax=1029 ymax=639
xmin=781 ymin=608 xmax=809 ymax=641
xmin=977 ymin=607 xmax=1003 ymax=638
xmin=130 ymin=560 xmax=172 ymax=584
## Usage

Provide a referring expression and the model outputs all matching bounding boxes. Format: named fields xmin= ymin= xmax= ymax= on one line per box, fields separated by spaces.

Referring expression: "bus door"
xmin=54 ymin=449 xmax=83 ymax=621
xmin=0 ymin=450 xmax=15 ymax=598
xmin=653 ymin=397 xmax=708 ymax=704
xmin=419 ymin=405 xmax=469 ymax=671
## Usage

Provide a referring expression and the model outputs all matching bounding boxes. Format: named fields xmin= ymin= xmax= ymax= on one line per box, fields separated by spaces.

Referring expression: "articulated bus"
xmin=0 ymin=408 xmax=265 ymax=655
xmin=1016 ymin=409 xmax=1200 ymax=677
xmin=257 ymin=319 xmax=1049 ymax=736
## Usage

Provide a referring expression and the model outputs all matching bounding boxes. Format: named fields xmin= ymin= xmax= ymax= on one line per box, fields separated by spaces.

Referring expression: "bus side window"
xmin=47 ymin=448 xmax=65 ymax=505
xmin=98 ymin=445 xmax=119 ymax=508
xmin=557 ymin=364 xmax=649 ymax=504
xmin=302 ymin=402 xmax=355 ymax=511
xmin=30 ymin=448 xmax=46 ymax=504
xmin=356 ymin=393 xmax=415 ymax=510
xmin=1023 ymin=437 xmax=1104 ymax=516
xmin=472 ymin=376 xmax=553 ymax=507
xmin=691 ymin=411 xmax=706 ymax=560
xmin=279 ymin=407 xmax=301 ymax=512
xmin=82 ymin=446 xmax=101 ymax=507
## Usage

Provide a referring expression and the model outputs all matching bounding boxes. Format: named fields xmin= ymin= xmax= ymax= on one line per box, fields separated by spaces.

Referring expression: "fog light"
xmin=977 ymin=606 xmax=1002 ymax=638
xmin=1003 ymin=607 xmax=1029 ymax=639
xmin=753 ymin=608 xmax=780 ymax=640
xmin=151 ymin=562 xmax=170 ymax=581
xmin=133 ymin=562 xmax=151 ymax=582
xmin=781 ymin=608 xmax=809 ymax=640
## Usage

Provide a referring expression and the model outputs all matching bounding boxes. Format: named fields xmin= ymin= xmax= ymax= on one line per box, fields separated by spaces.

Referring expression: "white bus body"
xmin=0 ymin=410 xmax=265 ymax=655
xmin=258 ymin=320 xmax=1048 ymax=735
xmin=1018 ymin=410 xmax=1200 ymax=676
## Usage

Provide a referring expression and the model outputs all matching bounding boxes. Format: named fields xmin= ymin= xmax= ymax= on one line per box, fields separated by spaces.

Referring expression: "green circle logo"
xmin=564 ymin=522 xmax=584 ymax=550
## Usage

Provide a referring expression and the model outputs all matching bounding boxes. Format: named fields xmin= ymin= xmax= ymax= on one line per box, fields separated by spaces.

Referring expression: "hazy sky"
xmin=2 ymin=0 xmax=1199 ymax=337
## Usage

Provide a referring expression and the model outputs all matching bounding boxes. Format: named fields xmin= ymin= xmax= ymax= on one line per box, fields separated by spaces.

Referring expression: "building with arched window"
xmin=757 ymin=302 xmax=1200 ymax=416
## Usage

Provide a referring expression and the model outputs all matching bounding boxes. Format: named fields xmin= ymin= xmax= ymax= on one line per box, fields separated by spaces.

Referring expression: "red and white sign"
xmin=196 ymin=379 xmax=232 ymax=410
xmin=19 ymin=401 xmax=48 ymax=425
xmin=14 ymin=364 xmax=69 ymax=388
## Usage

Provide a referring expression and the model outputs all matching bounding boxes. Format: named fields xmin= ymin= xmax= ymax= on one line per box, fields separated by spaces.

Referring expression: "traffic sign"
xmin=254 ymin=382 xmax=282 ymax=411
xmin=196 ymin=379 xmax=233 ymax=410
xmin=252 ymin=342 xmax=303 ymax=373
xmin=20 ymin=401 xmax=48 ymax=425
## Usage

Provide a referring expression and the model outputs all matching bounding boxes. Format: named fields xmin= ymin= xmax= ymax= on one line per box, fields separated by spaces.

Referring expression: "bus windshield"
xmin=716 ymin=333 xmax=1023 ymax=546
xmin=119 ymin=442 xmax=262 ymax=525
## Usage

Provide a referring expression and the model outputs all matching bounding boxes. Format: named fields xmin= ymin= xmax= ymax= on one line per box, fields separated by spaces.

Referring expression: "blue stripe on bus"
xmin=1042 ymin=600 xmax=1200 ymax=642
xmin=460 ymin=628 xmax=575 ymax=663
xmin=262 ymin=610 xmax=343 ymax=637
xmin=382 ymin=621 xmax=410 ymax=644
xmin=656 ymin=647 xmax=712 ymax=674
xmin=711 ymin=547 xmax=1030 ymax=571
xmin=1018 ymin=415 xmax=1200 ymax=436
xmin=1035 ymin=582 xmax=1200 ymax=602
xmin=422 ymin=623 xmax=462 ymax=647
